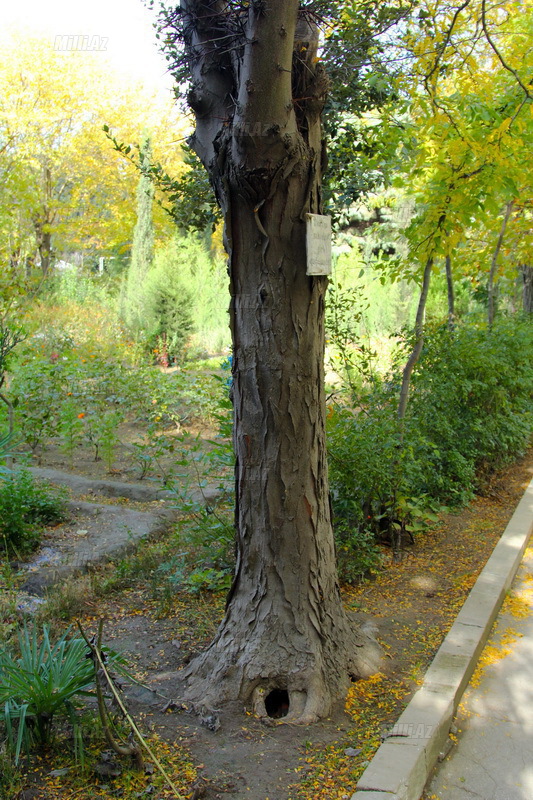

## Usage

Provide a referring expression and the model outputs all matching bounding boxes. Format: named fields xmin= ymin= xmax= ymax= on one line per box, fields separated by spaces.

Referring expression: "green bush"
xmin=406 ymin=318 xmax=533 ymax=500
xmin=334 ymin=521 xmax=384 ymax=583
xmin=328 ymin=393 xmax=403 ymax=530
xmin=0 ymin=469 xmax=66 ymax=554
xmin=8 ymin=356 xmax=65 ymax=451
xmin=1 ymin=332 xmax=231 ymax=483
xmin=327 ymin=316 xmax=533 ymax=579
xmin=327 ymin=391 xmax=408 ymax=578
xmin=0 ymin=431 xmax=13 ymax=463
xmin=123 ymin=230 xmax=230 ymax=363
xmin=142 ymin=258 xmax=195 ymax=364
xmin=47 ymin=268 xmax=116 ymax=308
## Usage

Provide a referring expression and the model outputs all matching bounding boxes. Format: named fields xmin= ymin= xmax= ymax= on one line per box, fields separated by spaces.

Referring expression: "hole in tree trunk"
xmin=265 ymin=689 xmax=290 ymax=719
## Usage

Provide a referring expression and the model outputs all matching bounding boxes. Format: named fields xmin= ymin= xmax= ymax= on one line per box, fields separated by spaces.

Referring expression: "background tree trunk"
xmin=34 ymin=220 xmax=52 ymax=276
xmin=34 ymin=167 xmax=55 ymax=276
xmin=445 ymin=253 xmax=455 ymax=329
xmin=397 ymin=256 xmax=433 ymax=423
xmin=487 ymin=201 xmax=513 ymax=328
xmin=521 ymin=264 xmax=533 ymax=314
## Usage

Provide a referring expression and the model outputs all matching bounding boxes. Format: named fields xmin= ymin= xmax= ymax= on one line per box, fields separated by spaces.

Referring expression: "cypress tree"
xmin=123 ymin=135 xmax=154 ymax=336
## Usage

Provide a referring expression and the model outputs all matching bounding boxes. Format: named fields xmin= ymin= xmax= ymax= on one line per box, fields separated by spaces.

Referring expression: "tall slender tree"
xmin=522 ymin=265 xmax=533 ymax=314
xmin=123 ymin=136 xmax=155 ymax=336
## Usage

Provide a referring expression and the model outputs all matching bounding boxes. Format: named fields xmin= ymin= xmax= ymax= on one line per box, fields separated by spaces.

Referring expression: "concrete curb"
xmin=351 ymin=476 xmax=533 ymax=800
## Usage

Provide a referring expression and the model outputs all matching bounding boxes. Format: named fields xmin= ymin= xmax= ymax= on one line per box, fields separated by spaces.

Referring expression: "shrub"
xmin=327 ymin=395 xmax=410 ymax=577
xmin=8 ymin=356 xmax=65 ymax=451
xmin=0 ymin=625 xmax=127 ymax=763
xmin=153 ymin=415 xmax=235 ymax=600
xmin=164 ymin=499 xmax=234 ymax=594
xmin=406 ymin=318 xmax=533 ymax=499
xmin=142 ymin=260 xmax=195 ymax=364
xmin=327 ymin=315 xmax=533 ymax=578
xmin=0 ymin=469 xmax=66 ymax=554
xmin=0 ymin=430 xmax=13 ymax=463
xmin=335 ymin=522 xmax=383 ymax=584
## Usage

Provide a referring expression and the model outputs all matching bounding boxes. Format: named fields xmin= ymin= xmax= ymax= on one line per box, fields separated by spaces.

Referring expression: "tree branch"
xmin=424 ymin=0 xmax=474 ymax=88
xmin=179 ymin=1 xmax=238 ymax=169
xmin=481 ymin=0 xmax=532 ymax=100
xmin=234 ymin=0 xmax=299 ymax=137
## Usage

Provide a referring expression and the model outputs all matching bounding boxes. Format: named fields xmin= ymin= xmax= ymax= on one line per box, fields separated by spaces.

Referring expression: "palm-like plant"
xmin=0 ymin=625 xmax=126 ymax=762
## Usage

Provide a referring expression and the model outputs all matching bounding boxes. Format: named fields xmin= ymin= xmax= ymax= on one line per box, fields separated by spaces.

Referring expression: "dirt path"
xmin=15 ymin=468 xmax=223 ymax=600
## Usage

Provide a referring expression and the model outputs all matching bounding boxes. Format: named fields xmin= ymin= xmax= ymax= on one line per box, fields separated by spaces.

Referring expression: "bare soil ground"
xmin=7 ymin=443 xmax=533 ymax=800
xmin=25 ymin=415 xmax=220 ymax=487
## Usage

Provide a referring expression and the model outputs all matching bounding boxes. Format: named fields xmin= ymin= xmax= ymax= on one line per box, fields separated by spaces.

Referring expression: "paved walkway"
xmin=351 ymin=476 xmax=533 ymax=800
xmin=425 ymin=546 xmax=533 ymax=800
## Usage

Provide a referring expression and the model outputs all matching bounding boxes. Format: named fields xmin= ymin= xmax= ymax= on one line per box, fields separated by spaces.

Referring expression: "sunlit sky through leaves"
xmin=1 ymin=0 xmax=174 ymax=94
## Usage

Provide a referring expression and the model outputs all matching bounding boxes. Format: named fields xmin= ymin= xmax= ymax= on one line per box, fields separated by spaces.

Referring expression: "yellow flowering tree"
xmin=0 ymin=33 xmax=187 ymax=277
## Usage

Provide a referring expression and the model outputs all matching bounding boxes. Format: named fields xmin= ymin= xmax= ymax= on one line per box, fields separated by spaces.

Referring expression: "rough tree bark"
xmin=173 ymin=0 xmax=381 ymax=722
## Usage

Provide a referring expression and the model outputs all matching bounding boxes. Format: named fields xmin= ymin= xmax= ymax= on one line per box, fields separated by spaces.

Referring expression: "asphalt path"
xmin=425 ymin=546 xmax=533 ymax=800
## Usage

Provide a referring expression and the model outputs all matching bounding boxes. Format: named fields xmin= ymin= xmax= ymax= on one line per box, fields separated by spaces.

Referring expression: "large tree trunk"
xmin=177 ymin=0 xmax=381 ymax=723
xmin=184 ymin=174 xmax=380 ymax=723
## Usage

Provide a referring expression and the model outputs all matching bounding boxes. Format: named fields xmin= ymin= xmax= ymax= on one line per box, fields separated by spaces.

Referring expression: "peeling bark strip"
xmin=173 ymin=0 xmax=381 ymax=722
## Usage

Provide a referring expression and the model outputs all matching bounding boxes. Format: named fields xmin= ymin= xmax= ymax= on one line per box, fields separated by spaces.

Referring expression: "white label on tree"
xmin=306 ymin=214 xmax=332 ymax=276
